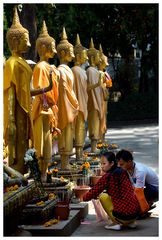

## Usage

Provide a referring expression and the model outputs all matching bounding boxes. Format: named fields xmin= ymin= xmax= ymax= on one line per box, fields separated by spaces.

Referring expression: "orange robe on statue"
xmin=57 ymin=64 xmax=79 ymax=154
xmin=32 ymin=61 xmax=59 ymax=160
xmin=87 ymin=66 xmax=103 ymax=140
xmin=100 ymin=72 xmax=112 ymax=139
xmin=72 ymin=65 xmax=88 ymax=147
xmin=72 ymin=66 xmax=88 ymax=121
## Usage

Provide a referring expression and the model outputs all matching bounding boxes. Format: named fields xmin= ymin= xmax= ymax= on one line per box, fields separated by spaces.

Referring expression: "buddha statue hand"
xmin=53 ymin=127 xmax=61 ymax=135
xmin=99 ymin=71 xmax=105 ymax=85
xmin=4 ymin=164 xmax=28 ymax=187
xmin=52 ymin=127 xmax=61 ymax=140
xmin=8 ymin=121 xmax=16 ymax=164
xmin=49 ymin=68 xmax=53 ymax=89
xmin=30 ymin=68 xmax=53 ymax=97
xmin=41 ymin=68 xmax=54 ymax=111
xmin=74 ymin=99 xmax=79 ymax=109
xmin=42 ymin=91 xmax=49 ymax=111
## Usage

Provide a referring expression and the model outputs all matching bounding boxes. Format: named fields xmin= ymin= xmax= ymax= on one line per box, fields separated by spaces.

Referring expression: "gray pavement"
xmin=106 ymin=123 xmax=159 ymax=174
xmin=72 ymin=123 xmax=159 ymax=237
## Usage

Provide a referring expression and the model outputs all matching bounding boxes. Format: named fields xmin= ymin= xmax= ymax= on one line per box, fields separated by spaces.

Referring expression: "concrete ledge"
xmin=19 ymin=210 xmax=80 ymax=236
xmin=70 ymin=202 xmax=88 ymax=220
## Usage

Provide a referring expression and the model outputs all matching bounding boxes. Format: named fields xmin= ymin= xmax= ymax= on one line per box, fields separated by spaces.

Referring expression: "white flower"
xmin=24 ymin=148 xmax=37 ymax=163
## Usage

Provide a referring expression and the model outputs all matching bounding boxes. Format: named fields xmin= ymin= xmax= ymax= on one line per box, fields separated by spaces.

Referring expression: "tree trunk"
xmin=139 ymin=53 xmax=145 ymax=93
xmin=20 ymin=4 xmax=37 ymax=62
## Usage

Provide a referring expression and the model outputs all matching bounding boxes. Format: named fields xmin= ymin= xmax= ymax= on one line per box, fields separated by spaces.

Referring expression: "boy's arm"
xmin=134 ymin=170 xmax=149 ymax=213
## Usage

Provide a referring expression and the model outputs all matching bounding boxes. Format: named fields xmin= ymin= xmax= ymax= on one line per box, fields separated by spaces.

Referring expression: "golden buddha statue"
xmin=31 ymin=21 xmax=60 ymax=182
xmin=57 ymin=27 xmax=79 ymax=170
xmin=98 ymin=44 xmax=112 ymax=142
xmin=71 ymin=34 xmax=88 ymax=160
xmin=86 ymin=38 xmax=102 ymax=152
xmin=4 ymin=7 xmax=33 ymax=174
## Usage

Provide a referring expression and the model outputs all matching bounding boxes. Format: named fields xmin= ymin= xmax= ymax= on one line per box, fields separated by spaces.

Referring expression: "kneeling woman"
xmin=83 ymin=151 xmax=140 ymax=230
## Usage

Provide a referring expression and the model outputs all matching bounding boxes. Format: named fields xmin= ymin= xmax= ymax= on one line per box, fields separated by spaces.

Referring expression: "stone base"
xmin=4 ymin=182 xmax=35 ymax=236
xmin=11 ymin=227 xmax=32 ymax=236
xmin=21 ymin=198 xmax=57 ymax=224
xmin=57 ymin=169 xmax=82 ymax=181
xmin=43 ymin=186 xmax=72 ymax=202
xmin=19 ymin=210 xmax=80 ymax=236
xmin=70 ymin=202 xmax=88 ymax=220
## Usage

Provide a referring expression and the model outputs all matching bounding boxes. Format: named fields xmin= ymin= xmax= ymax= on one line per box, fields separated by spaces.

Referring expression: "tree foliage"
xmin=3 ymin=3 xmax=158 ymax=94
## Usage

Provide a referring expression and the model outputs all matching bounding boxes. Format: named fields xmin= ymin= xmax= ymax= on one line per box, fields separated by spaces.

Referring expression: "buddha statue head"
xmin=87 ymin=38 xmax=100 ymax=67
xmin=36 ymin=20 xmax=57 ymax=60
xmin=98 ymin=44 xmax=109 ymax=71
xmin=56 ymin=27 xmax=74 ymax=64
xmin=6 ymin=7 xmax=31 ymax=55
xmin=74 ymin=33 xmax=88 ymax=66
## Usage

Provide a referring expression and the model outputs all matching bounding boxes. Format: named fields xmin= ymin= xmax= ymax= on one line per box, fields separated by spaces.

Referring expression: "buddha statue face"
xmin=74 ymin=49 xmax=88 ymax=66
xmin=36 ymin=21 xmax=57 ymax=60
xmin=44 ymin=41 xmax=57 ymax=59
xmin=98 ymin=55 xmax=109 ymax=71
xmin=88 ymin=38 xmax=101 ymax=67
xmin=16 ymin=32 xmax=31 ymax=54
xmin=94 ymin=51 xmax=100 ymax=66
xmin=74 ymin=34 xmax=88 ymax=66
xmin=36 ymin=39 xmax=56 ymax=59
xmin=59 ymin=46 xmax=75 ymax=63
xmin=6 ymin=7 xmax=31 ymax=55
xmin=66 ymin=46 xmax=75 ymax=62
xmin=57 ymin=28 xmax=75 ymax=64
xmin=87 ymin=50 xmax=100 ymax=67
xmin=80 ymin=50 xmax=88 ymax=65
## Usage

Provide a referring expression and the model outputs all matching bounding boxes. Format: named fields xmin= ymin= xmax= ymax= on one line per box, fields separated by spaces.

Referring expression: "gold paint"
xmin=36 ymin=20 xmax=56 ymax=57
xmin=87 ymin=38 xmax=100 ymax=66
xmin=6 ymin=7 xmax=29 ymax=52
xmin=56 ymin=27 xmax=74 ymax=59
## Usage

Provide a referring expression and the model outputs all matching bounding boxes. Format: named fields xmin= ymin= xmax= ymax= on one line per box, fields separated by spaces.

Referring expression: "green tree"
xmin=4 ymin=3 xmax=158 ymax=94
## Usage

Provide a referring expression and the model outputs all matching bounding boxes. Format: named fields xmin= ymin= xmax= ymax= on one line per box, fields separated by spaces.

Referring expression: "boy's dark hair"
xmin=100 ymin=150 xmax=117 ymax=168
xmin=116 ymin=149 xmax=133 ymax=162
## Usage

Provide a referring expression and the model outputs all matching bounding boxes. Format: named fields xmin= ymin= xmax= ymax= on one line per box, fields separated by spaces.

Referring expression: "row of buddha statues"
xmin=3 ymin=7 xmax=112 ymax=182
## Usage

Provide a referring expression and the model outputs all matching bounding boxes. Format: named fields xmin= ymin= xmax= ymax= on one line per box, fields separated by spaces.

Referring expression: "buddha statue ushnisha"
xmin=71 ymin=34 xmax=88 ymax=160
xmin=97 ymin=44 xmax=112 ymax=142
xmin=4 ymin=7 xmax=33 ymax=174
xmin=86 ymin=38 xmax=102 ymax=152
xmin=57 ymin=27 xmax=79 ymax=170
xmin=31 ymin=20 xmax=60 ymax=182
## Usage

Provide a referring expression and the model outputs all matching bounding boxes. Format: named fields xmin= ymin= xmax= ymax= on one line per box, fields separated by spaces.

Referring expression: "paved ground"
xmin=72 ymin=123 xmax=159 ymax=237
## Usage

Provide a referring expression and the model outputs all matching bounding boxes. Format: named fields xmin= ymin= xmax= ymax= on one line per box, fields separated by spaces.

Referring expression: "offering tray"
xmin=83 ymin=151 xmax=101 ymax=157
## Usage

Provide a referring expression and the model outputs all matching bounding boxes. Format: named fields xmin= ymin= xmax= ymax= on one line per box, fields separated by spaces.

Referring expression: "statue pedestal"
xmin=57 ymin=169 xmax=82 ymax=182
xmin=21 ymin=198 xmax=57 ymax=224
xmin=19 ymin=210 xmax=81 ymax=236
xmin=43 ymin=185 xmax=73 ymax=205
xmin=4 ymin=181 xmax=35 ymax=236
xmin=70 ymin=202 xmax=88 ymax=220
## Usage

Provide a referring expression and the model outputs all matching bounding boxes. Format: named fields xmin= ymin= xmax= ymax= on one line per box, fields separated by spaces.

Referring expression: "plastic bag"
xmin=92 ymin=199 xmax=112 ymax=223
